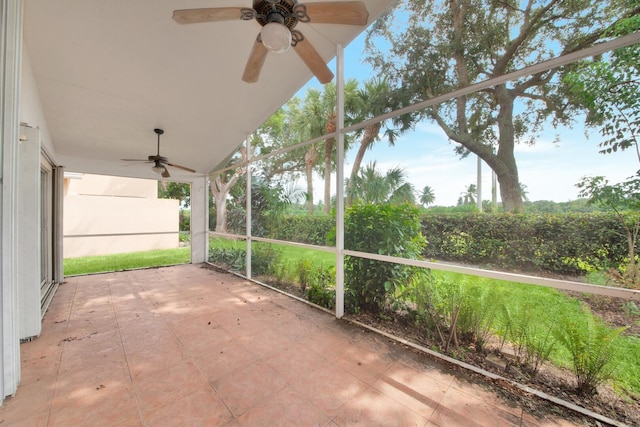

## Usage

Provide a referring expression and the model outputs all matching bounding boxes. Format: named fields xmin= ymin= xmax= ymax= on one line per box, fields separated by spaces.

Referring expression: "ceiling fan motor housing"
xmin=254 ymin=0 xmax=299 ymax=29
xmin=148 ymin=155 xmax=168 ymax=163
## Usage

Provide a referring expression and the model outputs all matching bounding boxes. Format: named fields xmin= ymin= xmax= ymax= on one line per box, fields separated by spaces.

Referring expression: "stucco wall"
xmin=63 ymin=174 xmax=179 ymax=258
xmin=65 ymin=173 xmax=157 ymax=198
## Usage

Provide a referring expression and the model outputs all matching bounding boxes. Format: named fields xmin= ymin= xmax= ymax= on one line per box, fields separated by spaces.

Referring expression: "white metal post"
xmin=245 ymin=137 xmax=252 ymax=279
xmin=335 ymin=44 xmax=345 ymax=319
xmin=476 ymin=155 xmax=482 ymax=212
xmin=190 ymin=176 xmax=209 ymax=264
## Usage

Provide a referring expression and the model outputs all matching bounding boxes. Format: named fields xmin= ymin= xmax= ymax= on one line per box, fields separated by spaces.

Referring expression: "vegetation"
xmin=564 ymin=15 xmax=640 ymax=161
xmin=64 ymin=248 xmax=190 ymax=276
xmin=158 ymin=181 xmax=190 ymax=207
xmin=345 ymin=77 xmax=412 ymax=207
xmin=265 ymin=211 xmax=630 ymax=277
xmin=420 ymin=212 xmax=629 ymax=276
xmin=554 ymin=312 xmax=628 ymax=395
xmin=365 ymin=0 xmax=636 ymax=212
xmin=569 ymin=14 xmax=640 ymax=287
xmin=577 ymin=172 xmax=640 ymax=286
xmin=342 ymin=204 xmax=426 ymax=313
xmin=346 ymin=162 xmax=416 ymax=206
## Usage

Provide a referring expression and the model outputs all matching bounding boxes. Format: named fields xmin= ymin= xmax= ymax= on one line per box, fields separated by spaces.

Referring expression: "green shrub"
xmin=421 ymin=212 xmax=627 ymax=275
xmin=267 ymin=263 xmax=289 ymax=286
xmin=554 ymin=310 xmax=627 ymax=395
xmin=295 ymin=259 xmax=313 ymax=293
xmin=305 ymin=263 xmax=337 ymax=309
xmin=409 ymin=271 xmax=465 ymax=352
xmin=178 ymin=231 xmax=190 ymax=243
xmin=179 ymin=209 xmax=190 ymax=232
xmin=343 ymin=204 xmax=426 ymax=313
xmin=258 ymin=211 xmax=630 ymax=277
xmin=265 ymin=215 xmax=335 ymax=245
xmin=208 ymin=246 xmax=245 ymax=271
xmin=251 ymin=244 xmax=282 ymax=275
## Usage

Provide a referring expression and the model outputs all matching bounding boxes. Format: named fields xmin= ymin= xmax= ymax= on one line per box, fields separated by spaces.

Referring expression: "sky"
xmin=292 ymin=31 xmax=639 ymax=207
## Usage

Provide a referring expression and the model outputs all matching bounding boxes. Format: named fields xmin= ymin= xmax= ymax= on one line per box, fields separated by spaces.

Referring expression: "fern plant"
xmin=498 ymin=300 xmax=558 ymax=376
xmin=554 ymin=311 xmax=627 ymax=395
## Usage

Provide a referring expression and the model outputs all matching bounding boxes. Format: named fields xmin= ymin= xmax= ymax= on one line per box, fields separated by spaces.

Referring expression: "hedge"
xmin=265 ymin=215 xmax=335 ymax=246
xmin=259 ymin=211 xmax=631 ymax=276
xmin=420 ymin=213 xmax=628 ymax=275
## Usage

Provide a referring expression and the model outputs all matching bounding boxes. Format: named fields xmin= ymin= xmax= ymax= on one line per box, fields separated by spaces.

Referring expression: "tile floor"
xmin=0 ymin=264 xmax=581 ymax=426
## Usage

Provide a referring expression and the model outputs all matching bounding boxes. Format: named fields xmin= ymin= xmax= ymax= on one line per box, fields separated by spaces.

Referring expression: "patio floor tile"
xmin=0 ymin=264 xmax=585 ymax=426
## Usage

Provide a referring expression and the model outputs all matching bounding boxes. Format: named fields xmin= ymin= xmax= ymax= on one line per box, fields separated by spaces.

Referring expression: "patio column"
xmin=190 ymin=176 xmax=208 ymax=264
xmin=54 ymin=165 xmax=64 ymax=284
xmin=335 ymin=44 xmax=345 ymax=319
xmin=245 ymin=137 xmax=252 ymax=279
xmin=0 ymin=0 xmax=24 ymax=401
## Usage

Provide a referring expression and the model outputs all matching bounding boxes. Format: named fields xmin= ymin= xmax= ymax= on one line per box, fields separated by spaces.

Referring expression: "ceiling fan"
xmin=172 ymin=1 xmax=369 ymax=84
xmin=122 ymin=129 xmax=196 ymax=178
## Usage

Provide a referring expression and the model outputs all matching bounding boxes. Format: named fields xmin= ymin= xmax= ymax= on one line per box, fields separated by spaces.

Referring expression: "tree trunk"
xmin=210 ymin=174 xmax=240 ymax=233
xmin=346 ymin=123 xmax=380 ymax=207
xmin=493 ymin=86 xmax=524 ymax=212
xmin=323 ymin=112 xmax=337 ymax=214
xmin=323 ymin=139 xmax=334 ymax=214
xmin=625 ymin=223 xmax=639 ymax=284
xmin=305 ymin=145 xmax=318 ymax=214
xmin=215 ymin=191 xmax=228 ymax=233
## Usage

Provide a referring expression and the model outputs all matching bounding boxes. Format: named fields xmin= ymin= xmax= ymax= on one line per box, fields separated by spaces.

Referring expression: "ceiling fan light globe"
xmin=151 ymin=165 xmax=165 ymax=175
xmin=261 ymin=22 xmax=291 ymax=53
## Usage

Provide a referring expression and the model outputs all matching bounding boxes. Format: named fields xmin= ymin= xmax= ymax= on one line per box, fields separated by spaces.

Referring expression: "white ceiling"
xmin=23 ymin=0 xmax=394 ymax=181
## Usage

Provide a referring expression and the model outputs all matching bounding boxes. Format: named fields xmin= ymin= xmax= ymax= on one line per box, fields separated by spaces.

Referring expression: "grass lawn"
xmin=264 ymin=242 xmax=335 ymax=268
xmin=208 ymin=237 xmax=336 ymax=268
xmin=64 ymin=247 xmax=191 ymax=276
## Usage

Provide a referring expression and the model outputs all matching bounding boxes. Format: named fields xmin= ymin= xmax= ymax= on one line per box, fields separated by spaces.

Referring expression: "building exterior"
xmin=63 ymin=173 xmax=179 ymax=258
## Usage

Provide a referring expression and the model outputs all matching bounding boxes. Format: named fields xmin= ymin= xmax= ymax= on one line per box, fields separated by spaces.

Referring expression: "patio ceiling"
xmin=22 ymin=0 xmax=394 ymax=180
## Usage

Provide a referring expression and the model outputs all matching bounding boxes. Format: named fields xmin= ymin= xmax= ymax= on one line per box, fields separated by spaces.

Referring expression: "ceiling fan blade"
xmin=165 ymin=162 xmax=196 ymax=173
xmin=122 ymin=158 xmax=150 ymax=162
xmin=242 ymin=36 xmax=269 ymax=83
xmin=161 ymin=168 xmax=171 ymax=178
xmin=293 ymin=36 xmax=334 ymax=84
xmin=172 ymin=7 xmax=246 ymax=24
xmin=303 ymin=1 xmax=369 ymax=25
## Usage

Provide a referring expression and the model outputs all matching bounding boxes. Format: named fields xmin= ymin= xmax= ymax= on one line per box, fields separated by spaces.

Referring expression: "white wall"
xmin=63 ymin=174 xmax=179 ymax=258
xmin=66 ymin=173 xmax=157 ymax=198
xmin=20 ymin=49 xmax=55 ymax=160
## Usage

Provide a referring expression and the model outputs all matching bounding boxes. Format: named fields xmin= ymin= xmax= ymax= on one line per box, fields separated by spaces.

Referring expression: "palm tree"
xmin=419 ymin=185 xmax=436 ymax=207
xmin=299 ymin=89 xmax=325 ymax=214
xmin=346 ymin=77 xmax=412 ymax=207
xmin=298 ymin=81 xmax=360 ymax=214
xmin=319 ymin=80 xmax=359 ymax=214
xmin=347 ymin=161 xmax=415 ymax=205
xmin=520 ymin=183 xmax=530 ymax=202
xmin=459 ymin=184 xmax=477 ymax=206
